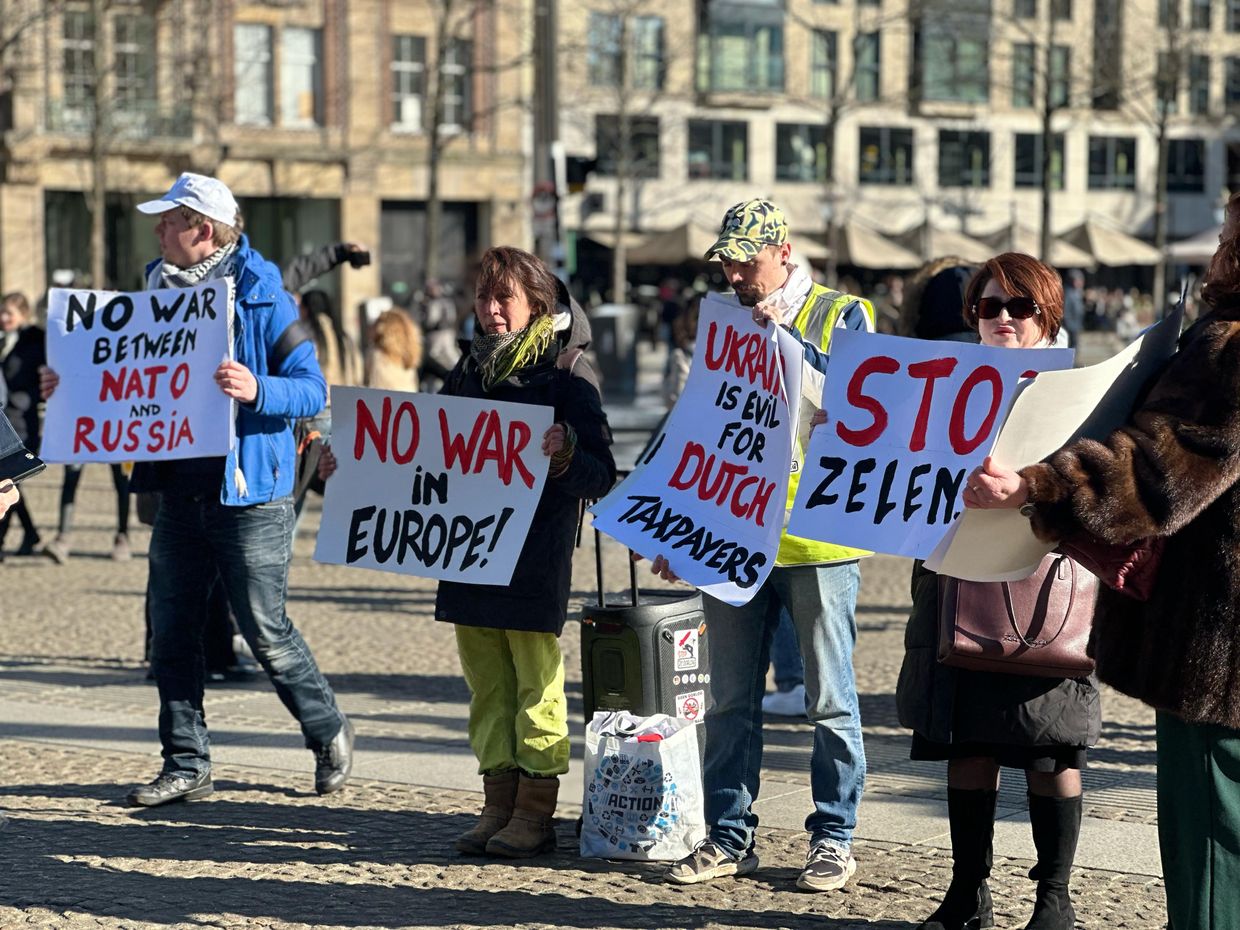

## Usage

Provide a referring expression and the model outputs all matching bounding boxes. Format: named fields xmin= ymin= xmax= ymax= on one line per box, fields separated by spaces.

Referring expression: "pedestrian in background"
xmin=967 ymin=201 xmax=1240 ymax=930
xmin=42 ymin=463 xmax=133 ymax=563
xmin=0 ymin=292 xmax=45 ymax=559
xmin=365 ymin=308 xmax=422 ymax=393
xmin=899 ymin=253 xmax=1099 ymax=930
xmin=322 ymin=245 xmax=615 ymax=858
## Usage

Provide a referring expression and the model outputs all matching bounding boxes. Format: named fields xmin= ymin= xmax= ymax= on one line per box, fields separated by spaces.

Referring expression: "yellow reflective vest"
xmin=775 ymin=283 xmax=876 ymax=567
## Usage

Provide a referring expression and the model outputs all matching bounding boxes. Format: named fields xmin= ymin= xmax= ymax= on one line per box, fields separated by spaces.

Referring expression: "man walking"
xmin=655 ymin=199 xmax=872 ymax=891
xmin=42 ymin=173 xmax=353 ymax=806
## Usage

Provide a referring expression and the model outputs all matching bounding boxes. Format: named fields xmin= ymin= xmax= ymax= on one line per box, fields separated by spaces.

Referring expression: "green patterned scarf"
xmin=470 ymin=313 xmax=557 ymax=391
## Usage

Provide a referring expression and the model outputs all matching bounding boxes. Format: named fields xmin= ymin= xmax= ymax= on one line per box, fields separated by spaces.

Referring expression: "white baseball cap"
xmin=137 ymin=172 xmax=239 ymax=228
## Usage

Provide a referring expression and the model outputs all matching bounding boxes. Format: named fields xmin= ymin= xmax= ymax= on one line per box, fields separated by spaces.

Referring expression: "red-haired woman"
xmin=968 ymin=208 xmax=1240 ymax=928
xmin=322 ymin=247 xmax=615 ymax=858
xmin=897 ymin=253 xmax=1098 ymax=930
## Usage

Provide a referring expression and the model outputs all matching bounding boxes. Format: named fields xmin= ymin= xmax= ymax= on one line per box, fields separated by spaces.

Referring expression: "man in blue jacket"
xmin=42 ymin=173 xmax=354 ymax=806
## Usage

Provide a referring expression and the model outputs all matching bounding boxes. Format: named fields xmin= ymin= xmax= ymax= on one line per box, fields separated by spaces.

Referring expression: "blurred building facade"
xmin=0 ymin=0 xmax=531 ymax=323
xmin=561 ymin=0 xmax=1239 ymax=276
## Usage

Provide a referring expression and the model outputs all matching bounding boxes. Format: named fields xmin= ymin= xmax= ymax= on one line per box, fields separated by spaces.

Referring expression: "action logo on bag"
xmin=585 ymin=754 xmax=685 ymax=855
xmin=674 ymin=629 xmax=699 ymax=671
xmin=676 ymin=690 xmax=705 ymax=721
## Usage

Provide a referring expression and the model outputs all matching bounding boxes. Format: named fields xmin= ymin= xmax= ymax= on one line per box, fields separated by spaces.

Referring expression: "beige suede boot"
xmin=455 ymin=770 xmax=519 ymax=855
xmin=485 ymin=774 xmax=559 ymax=858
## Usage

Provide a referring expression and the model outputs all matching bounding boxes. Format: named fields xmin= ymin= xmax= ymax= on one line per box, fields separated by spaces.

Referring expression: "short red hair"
xmin=962 ymin=252 xmax=1064 ymax=342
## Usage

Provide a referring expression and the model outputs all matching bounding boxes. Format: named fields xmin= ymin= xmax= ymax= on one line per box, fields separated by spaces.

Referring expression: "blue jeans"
xmin=148 ymin=494 xmax=344 ymax=777
xmin=703 ymin=561 xmax=866 ymax=856
xmin=769 ymin=609 xmax=804 ymax=692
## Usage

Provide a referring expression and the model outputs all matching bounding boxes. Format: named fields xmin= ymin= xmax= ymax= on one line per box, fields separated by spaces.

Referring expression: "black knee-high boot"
xmin=918 ymin=788 xmax=997 ymax=930
xmin=1024 ymin=793 xmax=1081 ymax=930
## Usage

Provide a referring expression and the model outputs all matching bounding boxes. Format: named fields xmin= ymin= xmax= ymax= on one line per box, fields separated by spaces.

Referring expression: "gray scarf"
xmin=151 ymin=242 xmax=238 ymax=290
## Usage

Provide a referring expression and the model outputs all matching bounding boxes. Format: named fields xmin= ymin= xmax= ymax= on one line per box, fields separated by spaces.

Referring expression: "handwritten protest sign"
xmin=590 ymin=294 xmax=800 ymax=606
xmin=787 ymin=331 xmax=1072 ymax=558
xmin=314 ymin=387 xmax=552 ymax=585
xmin=41 ymin=282 xmax=234 ymax=463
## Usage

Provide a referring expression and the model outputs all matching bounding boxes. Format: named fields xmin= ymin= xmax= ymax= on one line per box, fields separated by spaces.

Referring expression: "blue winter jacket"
xmin=131 ymin=235 xmax=326 ymax=506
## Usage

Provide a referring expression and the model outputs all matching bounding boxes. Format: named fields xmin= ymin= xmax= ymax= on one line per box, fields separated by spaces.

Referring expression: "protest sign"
xmin=41 ymin=282 xmax=234 ymax=463
xmin=926 ymin=303 xmax=1184 ymax=581
xmin=787 ymin=331 xmax=1072 ymax=558
xmin=314 ymin=387 xmax=552 ymax=585
xmin=590 ymin=293 xmax=800 ymax=606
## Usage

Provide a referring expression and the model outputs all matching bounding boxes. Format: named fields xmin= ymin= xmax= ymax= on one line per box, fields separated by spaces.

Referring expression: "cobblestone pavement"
xmin=0 ymin=458 xmax=1167 ymax=929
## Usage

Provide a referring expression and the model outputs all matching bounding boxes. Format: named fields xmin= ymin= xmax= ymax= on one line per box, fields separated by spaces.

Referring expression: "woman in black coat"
xmin=320 ymin=248 xmax=614 ymax=858
xmin=0 ymin=292 xmax=46 ymax=556
xmin=895 ymin=255 xmax=1100 ymax=930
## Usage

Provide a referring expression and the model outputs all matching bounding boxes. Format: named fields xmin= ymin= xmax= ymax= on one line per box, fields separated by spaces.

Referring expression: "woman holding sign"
xmin=897 ymin=253 xmax=1099 ymax=930
xmin=966 ymin=208 xmax=1240 ymax=929
xmin=321 ymin=246 xmax=614 ymax=858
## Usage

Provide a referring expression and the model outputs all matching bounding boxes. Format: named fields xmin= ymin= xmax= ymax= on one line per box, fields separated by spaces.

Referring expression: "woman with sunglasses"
xmin=897 ymin=252 xmax=1097 ymax=930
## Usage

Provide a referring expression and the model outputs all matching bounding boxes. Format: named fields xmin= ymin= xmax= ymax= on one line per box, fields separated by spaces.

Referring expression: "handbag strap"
xmin=1000 ymin=557 xmax=1076 ymax=648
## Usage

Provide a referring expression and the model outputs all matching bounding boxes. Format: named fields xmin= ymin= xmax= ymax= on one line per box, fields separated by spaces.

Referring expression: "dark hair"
xmin=300 ymin=289 xmax=347 ymax=358
xmin=963 ymin=252 xmax=1064 ymax=342
xmin=475 ymin=246 xmax=559 ymax=320
xmin=900 ymin=256 xmax=976 ymax=339
xmin=1203 ymin=196 xmax=1240 ymax=309
xmin=1 ymin=292 xmax=31 ymax=317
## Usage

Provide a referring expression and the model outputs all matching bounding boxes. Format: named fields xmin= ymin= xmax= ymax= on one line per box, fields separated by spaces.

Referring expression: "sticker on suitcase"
xmin=674 ymin=629 xmax=699 ymax=671
xmin=676 ymin=690 xmax=705 ymax=721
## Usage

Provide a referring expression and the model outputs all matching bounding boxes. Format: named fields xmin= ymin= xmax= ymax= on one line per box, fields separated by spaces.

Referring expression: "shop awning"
xmin=896 ymin=222 xmax=994 ymax=263
xmin=828 ymin=220 xmax=923 ymax=270
xmin=1166 ymin=225 xmax=1222 ymax=265
xmin=981 ymin=223 xmax=1097 ymax=270
xmin=1060 ymin=219 xmax=1162 ymax=267
xmin=625 ymin=221 xmax=723 ymax=264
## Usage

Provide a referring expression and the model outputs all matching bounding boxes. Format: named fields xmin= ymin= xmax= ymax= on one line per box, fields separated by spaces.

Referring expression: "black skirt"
xmin=910 ymin=733 xmax=1087 ymax=772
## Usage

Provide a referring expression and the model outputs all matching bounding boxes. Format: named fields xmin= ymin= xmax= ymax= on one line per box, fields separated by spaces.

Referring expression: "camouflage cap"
xmin=705 ymin=199 xmax=790 ymax=262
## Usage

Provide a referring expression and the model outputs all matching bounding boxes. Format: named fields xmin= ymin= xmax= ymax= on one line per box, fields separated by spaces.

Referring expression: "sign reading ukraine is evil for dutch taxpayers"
xmin=787 ymin=330 xmax=1073 ymax=558
xmin=314 ymin=387 xmax=552 ymax=586
xmin=590 ymin=293 xmax=801 ymax=606
xmin=41 ymin=282 xmax=234 ymax=463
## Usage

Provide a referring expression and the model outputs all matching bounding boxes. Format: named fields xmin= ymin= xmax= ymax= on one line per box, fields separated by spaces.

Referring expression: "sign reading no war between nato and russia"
xmin=787 ymin=331 xmax=1073 ymax=558
xmin=314 ymin=387 xmax=552 ymax=586
xmin=41 ymin=282 xmax=235 ymax=463
xmin=590 ymin=294 xmax=801 ymax=606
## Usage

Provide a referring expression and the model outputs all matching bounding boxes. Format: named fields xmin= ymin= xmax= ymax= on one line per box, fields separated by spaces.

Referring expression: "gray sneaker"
xmin=796 ymin=840 xmax=856 ymax=891
xmin=665 ymin=840 xmax=759 ymax=885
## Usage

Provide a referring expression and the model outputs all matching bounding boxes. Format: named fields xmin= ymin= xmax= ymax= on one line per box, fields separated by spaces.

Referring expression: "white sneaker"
xmin=762 ymin=683 xmax=807 ymax=717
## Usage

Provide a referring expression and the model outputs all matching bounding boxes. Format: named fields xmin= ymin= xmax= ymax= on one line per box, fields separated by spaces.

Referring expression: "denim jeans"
xmin=148 ymin=494 xmax=344 ymax=777
xmin=703 ymin=561 xmax=866 ymax=856
xmin=769 ymin=609 xmax=805 ymax=692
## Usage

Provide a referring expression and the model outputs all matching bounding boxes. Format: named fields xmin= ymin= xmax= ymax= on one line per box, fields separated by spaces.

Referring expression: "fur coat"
xmin=1020 ymin=299 xmax=1240 ymax=729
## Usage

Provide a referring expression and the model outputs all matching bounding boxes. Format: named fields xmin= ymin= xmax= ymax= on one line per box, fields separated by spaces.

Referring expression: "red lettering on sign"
xmin=439 ymin=408 xmax=536 ymax=489
xmin=907 ymin=357 xmax=959 ymax=453
xmin=949 ymin=365 xmax=1004 ymax=455
xmin=702 ymin=321 xmax=780 ymax=394
xmin=836 ymin=355 xmax=899 ymax=447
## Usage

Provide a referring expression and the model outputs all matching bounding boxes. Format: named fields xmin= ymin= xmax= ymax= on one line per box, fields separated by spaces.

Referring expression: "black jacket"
xmin=1 ymin=326 xmax=46 ymax=445
xmin=434 ymin=297 xmax=616 ymax=634
xmin=896 ymin=561 xmax=1101 ymax=748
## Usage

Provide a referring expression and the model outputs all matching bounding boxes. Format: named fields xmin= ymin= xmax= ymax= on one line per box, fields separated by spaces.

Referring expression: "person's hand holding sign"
xmin=0 ymin=482 xmax=19 ymax=520
xmin=961 ymin=456 xmax=1028 ymax=510
xmin=39 ymin=365 xmax=59 ymax=400
xmin=809 ymin=408 xmax=827 ymax=435
xmin=214 ymin=360 xmax=258 ymax=404
xmin=750 ymin=300 xmax=780 ymax=329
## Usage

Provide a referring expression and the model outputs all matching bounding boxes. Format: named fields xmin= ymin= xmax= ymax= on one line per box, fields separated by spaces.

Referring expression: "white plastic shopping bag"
xmin=580 ymin=711 xmax=706 ymax=861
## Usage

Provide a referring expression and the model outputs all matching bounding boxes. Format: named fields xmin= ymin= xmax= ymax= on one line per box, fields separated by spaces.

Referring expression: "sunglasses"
xmin=974 ymin=296 xmax=1041 ymax=321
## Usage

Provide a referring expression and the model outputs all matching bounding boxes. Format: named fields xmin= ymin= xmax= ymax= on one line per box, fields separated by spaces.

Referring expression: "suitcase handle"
xmin=593 ymin=525 xmax=639 ymax=609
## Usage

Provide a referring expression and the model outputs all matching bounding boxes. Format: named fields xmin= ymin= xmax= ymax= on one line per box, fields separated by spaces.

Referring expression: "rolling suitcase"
xmin=580 ymin=528 xmax=712 ymax=724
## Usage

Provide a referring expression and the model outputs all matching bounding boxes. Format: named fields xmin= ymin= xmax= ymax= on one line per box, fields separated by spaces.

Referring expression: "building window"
xmin=1228 ymin=142 xmax=1240 ymax=191
xmin=441 ymin=40 xmax=472 ymax=132
xmin=1013 ymin=43 xmax=1034 ymax=108
xmin=1052 ymin=0 xmax=1072 ymax=17
xmin=391 ymin=35 xmax=426 ymax=131
xmin=1014 ymin=132 xmax=1066 ymax=189
xmin=776 ymin=123 xmax=829 ymax=182
xmin=939 ymin=130 xmax=991 ymax=187
xmin=1158 ymin=0 xmax=1181 ymax=27
xmin=595 ymin=115 xmax=660 ymax=178
xmin=1230 ymin=0 xmax=1240 ymax=30
xmin=234 ymin=23 xmax=273 ymax=126
xmin=812 ymin=30 xmax=837 ymax=99
xmin=855 ymin=32 xmax=880 ymax=101
xmin=1228 ymin=57 xmax=1240 ymax=108
xmin=1093 ymin=0 xmax=1122 ymax=109
xmin=1050 ymin=46 xmax=1070 ymax=107
xmin=697 ymin=2 xmax=784 ymax=93
xmin=920 ymin=29 xmax=989 ymax=103
xmin=687 ymin=120 xmax=748 ymax=180
xmin=859 ymin=126 xmax=913 ymax=185
xmin=1088 ymin=135 xmax=1136 ymax=189
xmin=114 ymin=15 xmax=153 ymax=109
xmin=587 ymin=13 xmax=665 ymax=91
xmin=1190 ymin=55 xmax=1210 ymax=114
xmin=1168 ymin=138 xmax=1206 ymax=192
xmin=280 ymin=27 xmax=322 ymax=128
xmin=1193 ymin=0 xmax=1212 ymax=28
xmin=63 ymin=9 xmax=95 ymax=108
xmin=1015 ymin=0 xmax=1036 ymax=15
